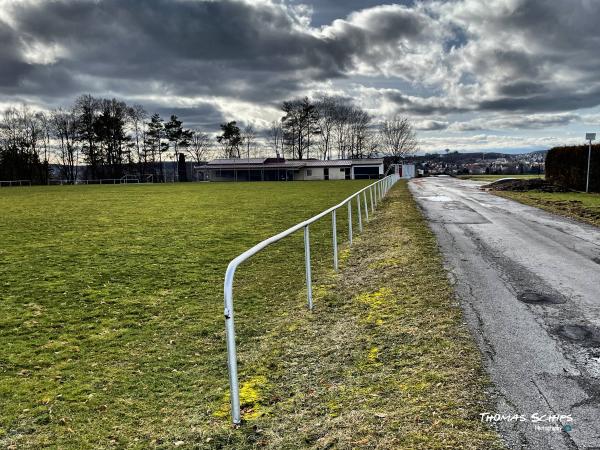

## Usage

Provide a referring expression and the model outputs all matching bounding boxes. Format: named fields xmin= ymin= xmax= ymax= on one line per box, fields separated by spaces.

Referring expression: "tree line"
xmin=217 ymin=96 xmax=418 ymax=162
xmin=0 ymin=94 xmax=417 ymax=183
xmin=0 ymin=95 xmax=212 ymax=183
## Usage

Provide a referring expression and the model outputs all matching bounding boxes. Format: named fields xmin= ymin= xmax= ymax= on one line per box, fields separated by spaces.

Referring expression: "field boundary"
xmin=223 ymin=174 xmax=400 ymax=424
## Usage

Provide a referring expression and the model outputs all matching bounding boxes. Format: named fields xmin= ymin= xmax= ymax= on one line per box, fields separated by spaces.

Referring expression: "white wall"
xmin=329 ymin=167 xmax=347 ymax=180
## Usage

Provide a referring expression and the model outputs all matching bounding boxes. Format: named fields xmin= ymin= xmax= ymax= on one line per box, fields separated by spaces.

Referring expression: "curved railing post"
xmin=224 ymin=265 xmax=241 ymax=425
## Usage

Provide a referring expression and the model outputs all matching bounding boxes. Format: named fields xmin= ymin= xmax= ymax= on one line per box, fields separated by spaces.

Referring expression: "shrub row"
xmin=546 ymin=144 xmax=600 ymax=192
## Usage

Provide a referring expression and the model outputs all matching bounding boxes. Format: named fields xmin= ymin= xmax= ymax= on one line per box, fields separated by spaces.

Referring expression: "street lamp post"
xmin=585 ymin=133 xmax=596 ymax=193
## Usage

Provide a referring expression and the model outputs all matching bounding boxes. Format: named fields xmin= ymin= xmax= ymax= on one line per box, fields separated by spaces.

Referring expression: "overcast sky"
xmin=1 ymin=0 xmax=600 ymax=153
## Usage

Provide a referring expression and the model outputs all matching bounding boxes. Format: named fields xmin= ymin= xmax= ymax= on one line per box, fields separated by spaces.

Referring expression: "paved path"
xmin=410 ymin=176 xmax=600 ymax=450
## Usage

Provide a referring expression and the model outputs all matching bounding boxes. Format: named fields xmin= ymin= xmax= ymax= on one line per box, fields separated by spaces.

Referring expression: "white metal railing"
xmin=223 ymin=174 xmax=400 ymax=424
xmin=0 ymin=180 xmax=32 ymax=187
xmin=47 ymin=178 xmax=145 ymax=185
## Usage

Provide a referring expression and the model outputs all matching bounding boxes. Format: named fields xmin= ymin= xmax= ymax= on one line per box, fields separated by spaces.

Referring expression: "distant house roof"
xmin=195 ymin=158 xmax=383 ymax=170
xmin=207 ymin=158 xmax=268 ymax=165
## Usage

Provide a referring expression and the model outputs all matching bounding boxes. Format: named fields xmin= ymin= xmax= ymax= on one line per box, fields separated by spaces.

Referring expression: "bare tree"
xmin=380 ymin=116 xmax=417 ymax=161
xmin=314 ymin=96 xmax=338 ymax=160
xmin=0 ymin=105 xmax=47 ymax=182
xmin=128 ymin=104 xmax=147 ymax=176
xmin=51 ymin=108 xmax=79 ymax=182
xmin=187 ymin=130 xmax=211 ymax=164
xmin=267 ymin=120 xmax=283 ymax=158
xmin=241 ymin=124 xmax=256 ymax=159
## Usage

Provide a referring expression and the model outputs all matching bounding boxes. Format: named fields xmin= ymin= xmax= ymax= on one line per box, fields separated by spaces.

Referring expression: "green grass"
xmin=458 ymin=174 xmax=544 ymax=181
xmin=0 ymin=181 xmax=501 ymax=449
xmin=218 ymin=181 xmax=502 ymax=449
xmin=494 ymin=190 xmax=600 ymax=227
xmin=0 ymin=181 xmax=368 ymax=448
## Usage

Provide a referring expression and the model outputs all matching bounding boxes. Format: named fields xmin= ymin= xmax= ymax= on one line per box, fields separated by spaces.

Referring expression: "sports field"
xmin=0 ymin=181 xmax=370 ymax=447
xmin=1 ymin=181 xmax=501 ymax=449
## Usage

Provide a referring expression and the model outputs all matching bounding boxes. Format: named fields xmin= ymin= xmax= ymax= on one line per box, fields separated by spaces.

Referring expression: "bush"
xmin=546 ymin=144 xmax=600 ymax=192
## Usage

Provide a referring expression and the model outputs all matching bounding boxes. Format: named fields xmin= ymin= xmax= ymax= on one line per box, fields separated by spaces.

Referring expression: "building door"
xmin=344 ymin=168 xmax=351 ymax=180
xmin=324 ymin=168 xmax=329 ymax=180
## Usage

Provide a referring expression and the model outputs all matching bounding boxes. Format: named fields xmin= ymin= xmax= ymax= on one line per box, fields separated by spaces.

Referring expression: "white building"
xmin=194 ymin=158 xmax=384 ymax=181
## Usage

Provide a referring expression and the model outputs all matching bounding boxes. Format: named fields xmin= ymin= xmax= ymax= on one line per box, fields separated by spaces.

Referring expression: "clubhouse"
xmin=194 ymin=157 xmax=384 ymax=182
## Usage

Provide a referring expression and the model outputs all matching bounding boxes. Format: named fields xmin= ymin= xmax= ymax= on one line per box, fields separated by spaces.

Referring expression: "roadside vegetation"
xmin=494 ymin=191 xmax=600 ymax=228
xmin=211 ymin=181 xmax=503 ymax=449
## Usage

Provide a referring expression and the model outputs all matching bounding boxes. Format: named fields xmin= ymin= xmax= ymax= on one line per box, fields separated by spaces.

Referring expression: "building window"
xmin=340 ymin=168 xmax=345 ymax=172
xmin=306 ymin=169 xmax=312 ymax=176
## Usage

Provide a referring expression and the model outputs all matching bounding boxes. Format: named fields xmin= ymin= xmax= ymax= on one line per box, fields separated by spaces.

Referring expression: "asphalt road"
xmin=410 ymin=176 xmax=600 ymax=450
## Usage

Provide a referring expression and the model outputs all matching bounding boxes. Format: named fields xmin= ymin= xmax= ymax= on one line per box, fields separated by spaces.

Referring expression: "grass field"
xmin=494 ymin=190 xmax=600 ymax=228
xmin=0 ymin=181 xmax=500 ymax=449
xmin=457 ymin=174 xmax=544 ymax=181
xmin=0 ymin=181 xmax=370 ymax=448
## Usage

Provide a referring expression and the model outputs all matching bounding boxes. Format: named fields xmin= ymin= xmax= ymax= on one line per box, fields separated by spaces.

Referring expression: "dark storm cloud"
xmin=2 ymin=0 xmax=600 ymax=132
xmin=1 ymin=0 xmax=430 ymax=106
xmin=445 ymin=0 xmax=600 ymax=113
xmin=0 ymin=20 xmax=32 ymax=87
xmin=150 ymin=104 xmax=225 ymax=131
xmin=5 ymin=0 xmax=347 ymax=98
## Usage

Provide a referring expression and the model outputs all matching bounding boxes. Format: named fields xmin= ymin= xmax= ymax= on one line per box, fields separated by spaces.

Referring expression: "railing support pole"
xmin=348 ymin=201 xmax=352 ymax=245
xmin=370 ymin=187 xmax=375 ymax=214
xmin=224 ymin=277 xmax=241 ymax=424
xmin=374 ymin=184 xmax=378 ymax=208
xmin=357 ymin=196 xmax=363 ymax=232
xmin=332 ymin=211 xmax=338 ymax=271
xmin=363 ymin=191 xmax=369 ymax=221
xmin=304 ymin=225 xmax=313 ymax=310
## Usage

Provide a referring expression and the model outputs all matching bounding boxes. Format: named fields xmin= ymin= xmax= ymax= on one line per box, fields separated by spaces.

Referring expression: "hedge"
xmin=546 ymin=144 xmax=600 ymax=192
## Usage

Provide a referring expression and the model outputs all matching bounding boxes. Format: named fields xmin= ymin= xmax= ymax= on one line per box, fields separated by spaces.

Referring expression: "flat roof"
xmin=195 ymin=158 xmax=383 ymax=171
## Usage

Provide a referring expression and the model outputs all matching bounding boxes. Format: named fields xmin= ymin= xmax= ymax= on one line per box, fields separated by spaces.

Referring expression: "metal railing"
xmin=0 ymin=180 xmax=32 ymax=187
xmin=223 ymin=174 xmax=400 ymax=424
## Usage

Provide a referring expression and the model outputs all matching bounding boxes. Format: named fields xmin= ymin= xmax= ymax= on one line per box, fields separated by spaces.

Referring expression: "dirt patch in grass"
xmin=494 ymin=191 xmax=600 ymax=228
xmin=483 ymin=178 xmax=568 ymax=192
xmin=212 ymin=181 xmax=503 ymax=449
xmin=458 ymin=174 xmax=544 ymax=182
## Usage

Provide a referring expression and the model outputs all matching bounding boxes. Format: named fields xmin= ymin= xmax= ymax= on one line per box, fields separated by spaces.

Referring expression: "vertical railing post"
xmin=224 ymin=272 xmax=241 ymax=424
xmin=363 ymin=191 xmax=369 ymax=221
xmin=304 ymin=225 xmax=313 ymax=310
xmin=357 ymin=195 xmax=363 ymax=232
xmin=374 ymin=184 xmax=378 ymax=208
xmin=348 ymin=201 xmax=352 ymax=245
xmin=370 ymin=187 xmax=375 ymax=214
xmin=332 ymin=210 xmax=338 ymax=271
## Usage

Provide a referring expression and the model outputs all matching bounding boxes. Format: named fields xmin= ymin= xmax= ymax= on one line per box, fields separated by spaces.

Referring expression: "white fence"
xmin=0 ymin=180 xmax=32 ymax=187
xmin=223 ymin=174 xmax=400 ymax=424
xmin=48 ymin=177 xmax=142 ymax=185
